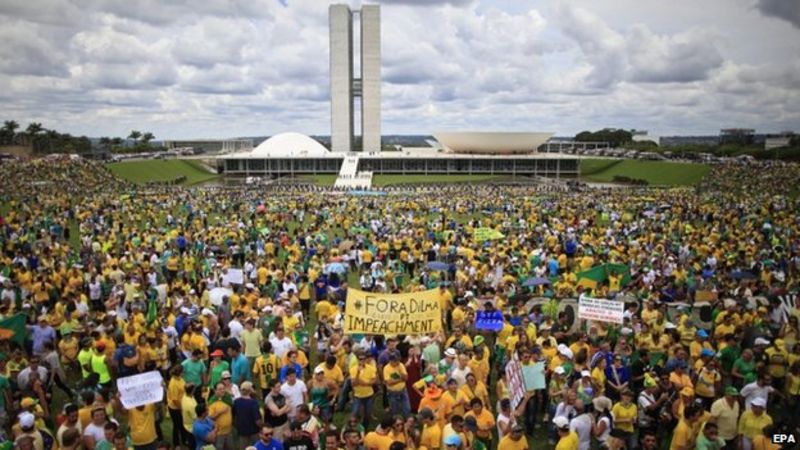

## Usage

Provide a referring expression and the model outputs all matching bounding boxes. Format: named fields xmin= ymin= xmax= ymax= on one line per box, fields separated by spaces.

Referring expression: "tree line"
xmin=0 ymin=120 xmax=160 ymax=155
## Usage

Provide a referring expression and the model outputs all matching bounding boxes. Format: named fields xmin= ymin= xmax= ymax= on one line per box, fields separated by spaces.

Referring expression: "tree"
xmin=1 ymin=120 xmax=19 ymax=145
xmin=25 ymin=122 xmax=44 ymax=151
xmin=128 ymin=130 xmax=142 ymax=142
xmin=141 ymin=132 xmax=155 ymax=144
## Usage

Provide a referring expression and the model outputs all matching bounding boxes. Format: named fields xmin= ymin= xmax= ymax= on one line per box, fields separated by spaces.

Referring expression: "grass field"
xmin=580 ymin=159 xmax=710 ymax=186
xmin=107 ymin=159 xmax=220 ymax=185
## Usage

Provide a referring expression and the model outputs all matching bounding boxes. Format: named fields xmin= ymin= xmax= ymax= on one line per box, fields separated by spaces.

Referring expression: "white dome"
xmin=251 ymin=132 xmax=329 ymax=157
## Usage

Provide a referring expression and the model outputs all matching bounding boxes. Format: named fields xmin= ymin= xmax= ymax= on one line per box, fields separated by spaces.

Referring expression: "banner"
xmin=343 ymin=288 xmax=442 ymax=335
xmin=522 ymin=362 xmax=546 ymax=391
xmin=473 ymin=227 xmax=505 ymax=242
xmin=117 ymin=371 xmax=164 ymax=408
xmin=475 ymin=310 xmax=504 ymax=331
xmin=578 ymin=295 xmax=625 ymax=324
xmin=505 ymin=354 xmax=526 ymax=408
xmin=222 ymin=268 xmax=244 ymax=285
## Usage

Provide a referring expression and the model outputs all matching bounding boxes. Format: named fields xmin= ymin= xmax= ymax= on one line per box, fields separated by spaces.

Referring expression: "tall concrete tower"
xmin=329 ymin=4 xmax=381 ymax=153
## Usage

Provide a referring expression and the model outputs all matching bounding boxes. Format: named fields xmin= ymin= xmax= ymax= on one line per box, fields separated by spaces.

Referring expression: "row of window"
xmin=223 ymin=158 xmax=579 ymax=174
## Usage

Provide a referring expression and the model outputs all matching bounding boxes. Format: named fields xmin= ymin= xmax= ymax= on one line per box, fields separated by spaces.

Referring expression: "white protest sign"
xmin=505 ymin=353 xmax=526 ymax=409
xmin=578 ymin=295 xmax=625 ymax=324
xmin=117 ymin=371 xmax=164 ymax=408
xmin=223 ymin=268 xmax=244 ymax=285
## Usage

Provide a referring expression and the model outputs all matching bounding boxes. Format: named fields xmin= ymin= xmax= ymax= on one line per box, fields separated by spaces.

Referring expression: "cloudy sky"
xmin=1 ymin=0 xmax=799 ymax=139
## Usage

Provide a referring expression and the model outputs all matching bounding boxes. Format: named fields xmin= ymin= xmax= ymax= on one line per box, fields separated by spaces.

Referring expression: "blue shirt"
xmin=254 ymin=438 xmax=283 ymax=450
xmin=233 ymin=397 xmax=262 ymax=436
xmin=192 ymin=417 xmax=215 ymax=450
xmin=279 ymin=363 xmax=303 ymax=383
xmin=231 ymin=354 xmax=251 ymax=385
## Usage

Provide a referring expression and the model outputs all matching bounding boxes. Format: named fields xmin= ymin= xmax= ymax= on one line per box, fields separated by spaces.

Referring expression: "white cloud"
xmin=0 ymin=0 xmax=797 ymax=138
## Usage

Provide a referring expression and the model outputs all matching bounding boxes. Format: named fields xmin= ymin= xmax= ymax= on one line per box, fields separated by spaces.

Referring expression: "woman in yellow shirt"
xmin=610 ymin=390 xmax=637 ymax=434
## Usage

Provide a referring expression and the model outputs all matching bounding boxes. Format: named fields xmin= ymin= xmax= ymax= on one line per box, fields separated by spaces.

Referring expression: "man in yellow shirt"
xmin=208 ymin=382 xmax=234 ymax=450
xmin=350 ymin=351 xmax=378 ymax=429
xmin=383 ymin=353 xmax=410 ymax=416
xmin=669 ymin=403 xmax=703 ymax=450
xmin=126 ymin=403 xmax=158 ymax=449
xmin=498 ymin=424 xmax=529 ymax=450
xmin=553 ymin=416 xmax=579 ymax=450
xmin=419 ymin=408 xmax=443 ymax=450
xmin=738 ymin=397 xmax=773 ymax=449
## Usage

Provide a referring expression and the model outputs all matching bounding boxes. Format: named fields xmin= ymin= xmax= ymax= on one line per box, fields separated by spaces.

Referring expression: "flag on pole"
xmin=0 ymin=313 xmax=28 ymax=346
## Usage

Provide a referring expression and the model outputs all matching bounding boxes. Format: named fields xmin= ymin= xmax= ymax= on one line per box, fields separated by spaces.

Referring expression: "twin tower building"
xmin=329 ymin=4 xmax=381 ymax=153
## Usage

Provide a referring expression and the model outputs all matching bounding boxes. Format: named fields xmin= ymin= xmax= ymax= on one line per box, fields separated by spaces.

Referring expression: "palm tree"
xmin=1 ymin=120 xmax=19 ymax=145
xmin=128 ymin=130 xmax=142 ymax=143
xmin=141 ymin=132 xmax=155 ymax=144
xmin=25 ymin=122 xmax=44 ymax=151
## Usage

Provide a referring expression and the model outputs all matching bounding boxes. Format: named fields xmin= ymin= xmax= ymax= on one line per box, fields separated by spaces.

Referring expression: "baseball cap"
xmin=444 ymin=434 xmax=462 ymax=447
xmin=581 ymin=370 xmax=591 ymax=378
xmin=724 ymin=386 xmax=739 ymax=396
xmin=751 ymin=397 xmax=767 ymax=408
xmin=554 ymin=366 xmax=566 ymax=375
xmin=18 ymin=412 xmax=35 ymax=428
xmin=445 ymin=348 xmax=457 ymax=358
xmin=210 ymin=349 xmax=224 ymax=357
xmin=754 ymin=337 xmax=770 ymax=346
xmin=221 ymin=370 xmax=231 ymax=379
xmin=552 ymin=416 xmax=570 ymax=429
xmin=314 ymin=366 xmax=325 ymax=375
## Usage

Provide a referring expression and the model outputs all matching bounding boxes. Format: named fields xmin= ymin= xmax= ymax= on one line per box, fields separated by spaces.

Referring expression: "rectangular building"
xmin=329 ymin=4 xmax=353 ymax=153
xmin=360 ymin=5 xmax=381 ymax=152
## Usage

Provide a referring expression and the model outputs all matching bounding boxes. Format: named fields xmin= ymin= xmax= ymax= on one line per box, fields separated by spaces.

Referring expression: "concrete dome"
xmin=434 ymin=132 xmax=554 ymax=154
xmin=251 ymin=132 xmax=329 ymax=157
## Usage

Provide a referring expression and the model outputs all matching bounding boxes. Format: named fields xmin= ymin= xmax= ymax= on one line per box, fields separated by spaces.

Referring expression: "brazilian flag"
xmin=0 ymin=313 xmax=28 ymax=346
xmin=577 ymin=263 xmax=632 ymax=290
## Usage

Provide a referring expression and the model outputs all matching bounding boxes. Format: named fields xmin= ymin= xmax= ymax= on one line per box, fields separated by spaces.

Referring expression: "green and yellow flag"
xmin=0 ymin=313 xmax=28 ymax=346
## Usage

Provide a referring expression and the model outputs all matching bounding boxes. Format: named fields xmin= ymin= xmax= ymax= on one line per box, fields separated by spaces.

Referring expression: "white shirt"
xmin=740 ymin=381 xmax=775 ymax=410
xmin=496 ymin=412 xmax=515 ymax=438
xmin=269 ymin=335 xmax=294 ymax=359
xmin=450 ymin=366 xmax=472 ymax=387
xmin=570 ymin=413 xmax=593 ymax=450
xmin=280 ymin=380 xmax=307 ymax=418
xmin=229 ymin=319 xmax=244 ymax=340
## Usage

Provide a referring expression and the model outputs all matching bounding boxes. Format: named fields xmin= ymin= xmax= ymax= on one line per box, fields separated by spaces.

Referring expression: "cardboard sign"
xmin=474 ymin=227 xmax=505 ymax=242
xmin=578 ymin=295 xmax=625 ymax=324
xmin=117 ymin=371 xmax=164 ymax=408
xmin=343 ymin=288 xmax=442 ymax=335
xmin=505 ymin=353 xmax=526 ymax=408
xmin=223 ymin=268 xmax=244 ymax=285
xmin=522 ymin=361 xmax=546 ymax=391
xmin=475 ymin=310 xmax=504 ymax=331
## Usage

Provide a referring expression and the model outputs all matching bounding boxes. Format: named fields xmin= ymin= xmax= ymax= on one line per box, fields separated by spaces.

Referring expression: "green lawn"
xmin=107 ymin=159 xmax=220 ymax=185
xmin=581 ymin=159 xmax=710 ymax=186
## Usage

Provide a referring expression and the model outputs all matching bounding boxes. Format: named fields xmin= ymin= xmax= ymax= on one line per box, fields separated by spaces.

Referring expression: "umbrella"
xmin=325 ymin=262 xmax=347 ymax=275
xmin=426 ymin=261 xmax=450 ymax=271
xmin=339 ymin=240 xmax=355 ymax=252
xmin=209 ymin=287 xmax=233 ymax=306
xmin=731 ymin=271 xmax=757 ymax=280
xmin=523 ymin=277 xmax=551 ymax=287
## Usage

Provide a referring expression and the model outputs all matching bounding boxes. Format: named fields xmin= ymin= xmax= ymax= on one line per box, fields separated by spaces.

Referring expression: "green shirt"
xmin=696 ymin=434 xmax=725 ymax=450
xmin=182 ymin=358 xmax=207 ymax=386
xmin=733 ymin=358 xmax=757 ymax=384
xmin=208 ymin=360 xmax=230 ymax=388
xmin=0 ymin=376 xmax=9 ymax=409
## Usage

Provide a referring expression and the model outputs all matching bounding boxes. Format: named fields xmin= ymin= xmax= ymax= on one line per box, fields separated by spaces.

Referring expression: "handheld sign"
xmin=475 ymin=310 xmax=504 ymax=331
xmin=505 ymin=353 xmax=526 ymax=409
xmin=578 ymin=295 xmax=624 ymax=324
xmin=343 ymin=288 xmax=442 ymax=335
xmin=117 ymin=371 xmax=164 ymax=409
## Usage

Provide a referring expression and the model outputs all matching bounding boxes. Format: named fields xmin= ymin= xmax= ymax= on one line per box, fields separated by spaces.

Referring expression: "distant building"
xmin=764 ymin=134 xmax=792 ymax=150
xmin=163 ymin=139 xmax=253 ymax=154
xmin=720 ymin=128 xmax=755 ymax=145
xmin=631 ymin=130 xmax=660 ymax=146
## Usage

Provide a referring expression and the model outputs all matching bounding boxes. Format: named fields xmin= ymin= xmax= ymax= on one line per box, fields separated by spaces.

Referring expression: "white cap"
xmin=262 ymin=305 xmax=273 ymax=312
xmin=445 ymin=348 xmax=457 ymax=358
xmin=754 ymin=337 xmax=770 ymax=346
xmin=189 ymin=289 xmax=197 ymax=294
xmin=665 ymin=322 xmax=677 ymax=329
xmin=19 ymin=412 xmax=35 ymax=428
xmin=559 ymin=347 xmax=574 ymax=359
xmin=552 ymin=416 xmax=570 ymax=429
xmin=751 ymin=397 xmax=767 ymax=408
xmin=554 ymin=366 xmax=566 ymax=375
xmin=246 ymin=283 xmax=255 ymax=289
xmin=581 ymin=370 xmax=591 ymax=377
xmin=314 ymin=366 xmax=325 ymax=375
xmin=180 ymin=307 xmax=191 ymax=314
xmin=201 ymin=308 xmax=213 ymax=316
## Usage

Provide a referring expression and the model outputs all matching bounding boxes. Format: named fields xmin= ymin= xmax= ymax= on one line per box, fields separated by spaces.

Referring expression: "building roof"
xmin=250 ymin=132 xmax=329 ymax=157
xmin=433 ymin=132 xmax=554 ymax=154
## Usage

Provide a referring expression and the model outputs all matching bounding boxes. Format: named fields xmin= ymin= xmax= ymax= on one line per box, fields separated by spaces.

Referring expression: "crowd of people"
xmin=0 ymin=158 xmax=799 ymax=450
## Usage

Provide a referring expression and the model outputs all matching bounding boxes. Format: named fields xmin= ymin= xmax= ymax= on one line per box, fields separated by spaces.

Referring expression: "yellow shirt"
xmin=738 ymin=411 xmax=772 ymax=440
xmin=253 ymin=354 xmax=281 ymax=389
xmin=128 ymin=404 xmax=157 ymax=446
xmin=465 ymin=408 xmax=495 ymax=440
xmin=181 ymin=395 xmax=198 ymax=433
xmin=383 ymin=363 xmax=408 ymax=392
xmin=669 ymin=418 xmax=697 ymax=450
xmin=611 ymin=402 xmax=637 ymax=433
xmin=498 ymin=435 xmax=529 ymax=450
xmin=364 ymin=431 xmax=394 ymax=450
xmin=167 ymin=377 xmax=185 ymax=410
xmin=208 ymin=399 xmax=233 ymax=434
xmin=420 ymin=423 xmax=442 ymax=450
xmin=555 ymin=431 xmax=579 ymax=450
xmin=350 ymin=363 xmax=378 ymax=398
